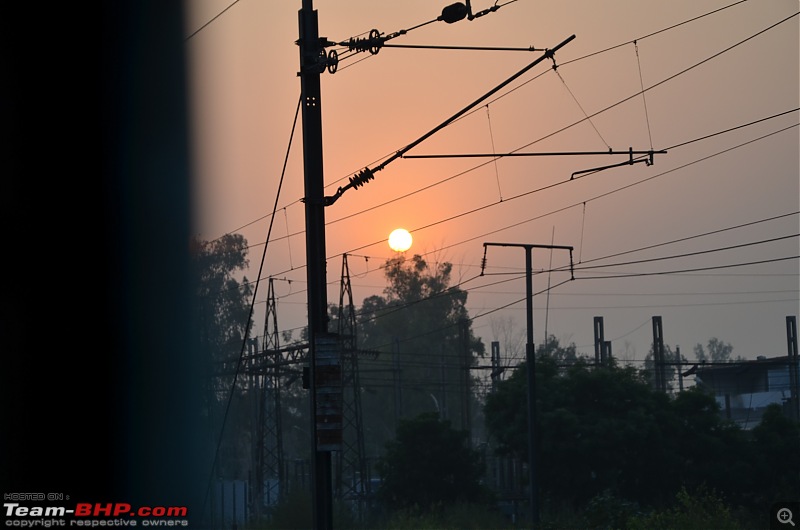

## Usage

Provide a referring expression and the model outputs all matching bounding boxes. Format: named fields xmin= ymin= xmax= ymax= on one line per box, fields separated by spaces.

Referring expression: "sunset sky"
xmin=184 ymin=0 xmax=799 ymax=368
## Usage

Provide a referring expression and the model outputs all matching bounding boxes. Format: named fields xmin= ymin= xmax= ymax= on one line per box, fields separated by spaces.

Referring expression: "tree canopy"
xmin=192 ymin=233 xmax=253 ymax=370
xmin=191 ymin=233 xmax=255 ymax=478
xmin=483 ymin=346 xmax=793 ymax=512
xmin=693 ymin=337 xmax=745 ymax=363
xmin=375 ymin=412 xmax=492 ymax=512
xmin=356 ymin=254 xmax=485 ymax=451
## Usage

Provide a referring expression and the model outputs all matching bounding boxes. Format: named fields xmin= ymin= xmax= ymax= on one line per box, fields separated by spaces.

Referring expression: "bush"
xmin=382 ymin=503 xmax=513 ymax=530
xmin=250 ymin=489 xmax=358 ymax=530
xmin=627 ymin=486 xmax=741 ymax=530
xmin=583 ymin=490 xmax=641 ymax=530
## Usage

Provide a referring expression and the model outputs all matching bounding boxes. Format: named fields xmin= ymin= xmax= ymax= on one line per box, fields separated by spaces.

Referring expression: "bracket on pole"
xmin=571 ymin=147 xmax=666 ymax=179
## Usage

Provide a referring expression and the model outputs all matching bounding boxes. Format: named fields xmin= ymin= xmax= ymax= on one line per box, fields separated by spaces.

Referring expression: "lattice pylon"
xmin=335 ymin=254 xmax=369 ymax=505
xmin=253 ymin=278 xmax=284 ymax=515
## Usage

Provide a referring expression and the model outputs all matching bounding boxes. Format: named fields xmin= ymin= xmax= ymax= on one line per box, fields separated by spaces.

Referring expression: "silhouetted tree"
xmin=484 ymin=357 xmax=756 ymax=511
xmin=749 ymin=403 xmax=800 ymax=506
xmin=357 ymin=254 xmax=485 ymax=452
xmin=643 ymin=343 xmax=686 ymax=392
xmin=375 ymin=412 xmax=492 ymax=512
xmin=191 ymin=233 xmax=254 ymax=478
xmin=693 ymin=337 xmax=744 ymax=363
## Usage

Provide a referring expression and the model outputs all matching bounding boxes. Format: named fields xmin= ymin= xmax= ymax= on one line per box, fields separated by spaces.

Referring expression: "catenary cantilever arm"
xmin=323 ymin=34 xmax=576 ymax=205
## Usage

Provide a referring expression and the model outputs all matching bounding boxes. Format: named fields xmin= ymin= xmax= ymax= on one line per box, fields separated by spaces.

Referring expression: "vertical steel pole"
xmin=484 ymin=241 xmax=572 ymax=527
xmin=787 ymin=316 xmax=799 ymax=422
xmin=593 ymin=317 xmax=604 ymax=366
xmin=298 ymin=1 xmax=332 ymax=528
xmin=524 ymin=246 xmax=538 ymax=526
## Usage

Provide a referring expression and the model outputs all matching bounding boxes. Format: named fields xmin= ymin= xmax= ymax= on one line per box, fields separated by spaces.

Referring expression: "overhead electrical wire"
xmin=209 ymin=0 xmax=786 ymax=252
xmin=185 ymin=0 xmax=241 ymax=41
xmin=479 ymin=297 xmax=800 ymax=313
xmin=573 ymin=255 xmax=799 ymax=281
xmin=202 ymin=94 xmax=302 ymax=514
xmin=410 ymin=122 xmax=798 ymax=260
xmin=195 ymin=3 xmax=797 ymax=359
xmin=217 ymin=4 xmax=795 ymax=253
xmin=238 ymin=165 xmax=797 ymax=321
xmin=329 ymin=0 xmax=520 ymax=69
xmin=253 ymin=109 xmax=796 ymax=263
xmin=401 ymin=12 xmax=798 ymax=162
xmin=320 ymin=0 xmax=754 ymax=192
xmin=353 ymin=250 xmax=799 ymax=362
xmin=324 ymin=121 xmax=799 ymax=262
xmin=262 ymin=221 xmax=799 ymax=345
xmin=566 ymin=233 xmax=799 ymax=273
xmin=221 ymin=143 xmax=800 ymax=308
xmin=554 ymin=210 xmax=800 ymax=270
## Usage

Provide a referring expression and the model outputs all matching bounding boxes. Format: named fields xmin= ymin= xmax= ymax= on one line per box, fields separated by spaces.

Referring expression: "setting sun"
xmin=388 ymin=228 xmax=412 ymax=252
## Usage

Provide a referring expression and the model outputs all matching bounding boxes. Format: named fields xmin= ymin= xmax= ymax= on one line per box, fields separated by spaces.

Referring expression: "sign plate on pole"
xmin=315 ymin=334 xmax=342 ymax=451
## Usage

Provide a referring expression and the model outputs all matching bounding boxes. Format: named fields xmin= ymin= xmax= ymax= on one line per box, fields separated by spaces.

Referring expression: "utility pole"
xmin=255 ymin=279 xmax=284 ymax=512
xmin=393 ymin=338 xmax=403 ymax=426
xmin=652 ymin=316 xmax=666 ymax=393
xmin=482 ymin=242 xmax=574 ymax=527
xmin=491 ymin=341 xmax=501 ymax=393
xmin=296 ymin=5 xmax=577 ymax=527
xmin=337 ymin=254 xmax=376 ymax=511
xmin=460 ymin=318 xmax=472 ymax=437
xmin=593 ymin=317 xmax=605 ymax=367
xmin=298 ymin=2 xmax=334 ymax=528
xmin=787 ymin=316 xmax=799 ymax=422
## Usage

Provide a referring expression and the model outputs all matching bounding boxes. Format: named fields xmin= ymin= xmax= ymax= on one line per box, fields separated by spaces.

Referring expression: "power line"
xmin=472 ymin=297 xmax=799 ymax=312
xmin=203 ymin=93 xmax=302 ymax=515
xmin=215 ymin=7 xmax=795 ymax=250
xmin=275 ymin=110 xmax=798 ymax=262
xmin=185 ymin=0 xmax=242 ymax=41
xmin=338 ymin=122 xmax=798 ymax=260
xmin=213 ymin=206 xmax=799 ymax=318
xmin=192 ymin=5 xmax=792 ymax=358
xmin=239 ymin=205 xmax=797 ymax=329
xmin=569 ymin=233 xmax=799 ymax=273
xmin=574 ymin=255 xmax=799 ymax=280
xmin=563 ymin=210 xmax=800 ymax=269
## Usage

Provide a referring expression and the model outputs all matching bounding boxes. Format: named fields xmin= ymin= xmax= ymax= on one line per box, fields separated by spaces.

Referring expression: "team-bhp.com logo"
xmin=4 ymin=502 xmax=189 ymax=526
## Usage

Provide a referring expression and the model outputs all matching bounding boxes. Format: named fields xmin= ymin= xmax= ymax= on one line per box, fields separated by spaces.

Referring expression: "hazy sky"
xmin=184 ymin=0 xmax=799 ymax=369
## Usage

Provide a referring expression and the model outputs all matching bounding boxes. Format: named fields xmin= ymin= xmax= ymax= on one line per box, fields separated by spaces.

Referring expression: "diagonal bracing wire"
xmin=486 ymin=106 xmax=504 ymax=201
xmin=210 ymin=0 xmax=765 ymax=243
xmin=321 ymin=35 xmax=576 ymax=205
xmin=554 ymin=69 xmax=611 ymax=150
xmin=634 ymin=40 xmax=654 ymax=150
xmin=202 ymin=94 xmax=302 ymax=515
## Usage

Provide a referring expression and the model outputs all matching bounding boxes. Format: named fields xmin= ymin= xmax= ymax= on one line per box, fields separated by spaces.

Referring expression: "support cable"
xmin=634 ymin=40 xmax=654 ymax=150
xmin=574 ymin=255 xmax=799 ymax=280
xmin=209 ymin=0 xmax=761 ymax=243
xmin=202 ymin=94 xmax=302 ymax=516
xmin=283 ymin=208 xmax=294 ymax=270
xmin=330 ymin=0 xmax=518 ymax=69
xmin=554 ymin=69 xmax=611 ymax=150
xmin=570 ymin=233 xmax=800 ymax=273
xmin=563 ymin=210 xmax=800 ymax=270
xmin=185 ymin=0 xmax=241 ymax=41
xmin=317 ymin=35 xmax=576 ymax=205
xmin=578 ymin=202 xmax=587 ymax=264
xmin=250 ymin=121 xmax=798 ymax=294
xmin=486 ymin=106 xmax=504 ymax=201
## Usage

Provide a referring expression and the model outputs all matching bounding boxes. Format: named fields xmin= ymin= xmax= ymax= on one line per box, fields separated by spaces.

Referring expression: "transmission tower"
xmin=252 ymin=278 xmax=284 ymax=515
xmin=335 ymin=254 xmax=370 ymax=507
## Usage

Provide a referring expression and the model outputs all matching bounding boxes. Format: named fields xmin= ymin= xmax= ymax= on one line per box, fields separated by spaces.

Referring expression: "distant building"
xmin=693 ymin=356 xmax=799 ymax=430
